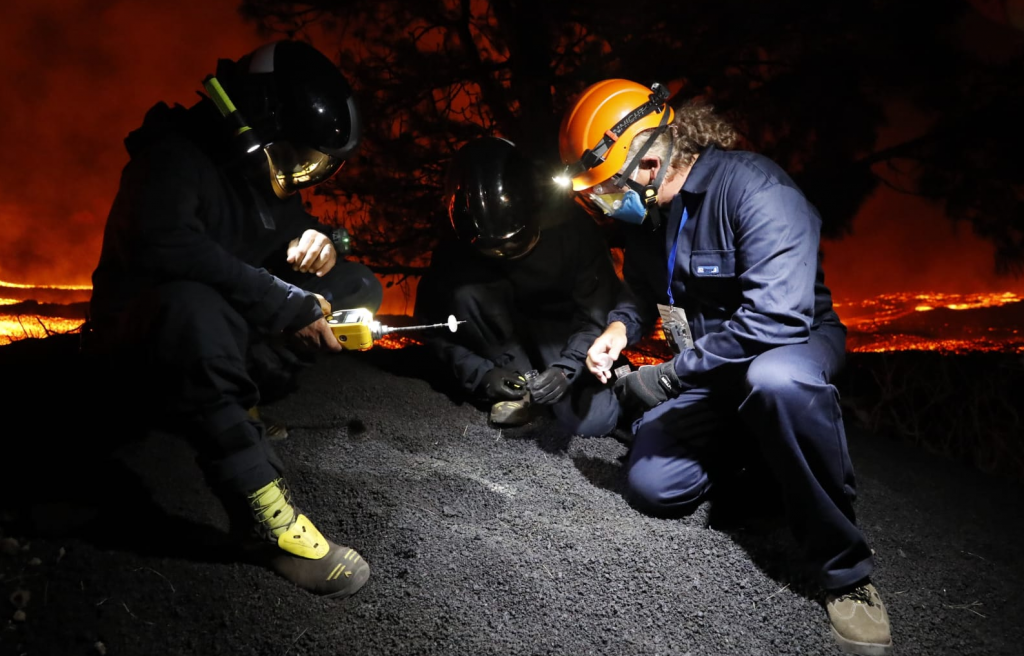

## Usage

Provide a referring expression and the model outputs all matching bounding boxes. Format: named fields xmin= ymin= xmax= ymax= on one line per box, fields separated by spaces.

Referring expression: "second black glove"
xmin=613 ymin=359 xmax=681 ymax=410
xmin=526 ymin=367 xmax=571 ymax=405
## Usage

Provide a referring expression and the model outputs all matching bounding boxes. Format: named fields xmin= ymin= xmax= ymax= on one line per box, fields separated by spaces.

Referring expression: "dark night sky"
xmin=1 ymin=0 xmax=1022 ymax=304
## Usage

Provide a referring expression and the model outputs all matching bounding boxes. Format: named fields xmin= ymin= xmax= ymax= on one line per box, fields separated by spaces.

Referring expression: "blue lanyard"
xmin=665 ymin=207 xmax=689 ymax=306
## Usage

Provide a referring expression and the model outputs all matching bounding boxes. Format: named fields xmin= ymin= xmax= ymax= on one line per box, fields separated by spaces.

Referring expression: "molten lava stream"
xmin=2 ymin=285 xmax=1023 ymax=355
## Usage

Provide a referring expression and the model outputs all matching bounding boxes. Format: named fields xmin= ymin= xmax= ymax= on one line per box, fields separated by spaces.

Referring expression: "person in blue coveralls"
xmin=556 ymin=78 xmax=893 ymax=656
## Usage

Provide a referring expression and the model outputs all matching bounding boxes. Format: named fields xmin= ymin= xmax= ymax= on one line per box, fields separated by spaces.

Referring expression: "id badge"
xmin=657 ymin=304 xmax=694 ymax=353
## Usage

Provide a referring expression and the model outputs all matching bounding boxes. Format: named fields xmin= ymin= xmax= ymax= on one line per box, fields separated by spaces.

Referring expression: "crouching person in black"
xmin=83 ymin=40 xmax=381 ymax=600
xmin=414 ymin=136 xmax=625 ymax=436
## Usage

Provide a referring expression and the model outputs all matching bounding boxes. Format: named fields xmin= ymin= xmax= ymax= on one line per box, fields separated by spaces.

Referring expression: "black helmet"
xmin=444 ymin=137 xmax=541 ymax=260
xmin=215 ymin=40 xmax=362 ymax=196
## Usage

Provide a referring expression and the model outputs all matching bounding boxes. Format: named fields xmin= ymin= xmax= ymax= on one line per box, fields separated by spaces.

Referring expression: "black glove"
xmin=527 ymin=367 xmax=571 ymax=405
xmin=478 ymin=367 xmax=527 ymax=401
xmin=613 ymin=359 xmax=682 ymax=410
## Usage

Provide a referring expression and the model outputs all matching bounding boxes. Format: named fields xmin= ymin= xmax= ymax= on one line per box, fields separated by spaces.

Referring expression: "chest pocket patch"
xmin=690 ymin=250 xmax=736 ymax=278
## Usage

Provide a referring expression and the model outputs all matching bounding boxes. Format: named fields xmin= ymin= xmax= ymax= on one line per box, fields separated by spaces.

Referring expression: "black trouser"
xmin=90 ymin=262 xmax=381 ymax=495
xmin=448 ymin=278 xmax=621 ymax=438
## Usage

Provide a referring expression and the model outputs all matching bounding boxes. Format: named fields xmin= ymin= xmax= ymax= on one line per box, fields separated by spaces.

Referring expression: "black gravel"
xmin=2 ymin=340 xmax=1022 ymax=656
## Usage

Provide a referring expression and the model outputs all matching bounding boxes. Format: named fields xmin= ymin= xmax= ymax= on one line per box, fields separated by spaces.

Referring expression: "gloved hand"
xmin=527 ymin=367 xmax=571 ymax=405
xmin=613 ymin=359 xmax=681 ymax=410
xmin=478 ymin=367 xmax=528 ymax=401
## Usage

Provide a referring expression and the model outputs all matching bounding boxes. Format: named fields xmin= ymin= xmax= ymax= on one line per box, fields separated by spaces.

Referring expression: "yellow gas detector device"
xmin=326 ymin=307 xmax=463 ymax=351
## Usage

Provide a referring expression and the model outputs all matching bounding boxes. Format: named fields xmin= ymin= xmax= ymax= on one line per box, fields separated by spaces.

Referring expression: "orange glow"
xmin=5 ymin=287 xmax=1023 ymax=356
xmin=847 ymin=336 xmax=1024 ymax=354
xmin=839 ymin=291 xmax=1024 ymax=354
xmin=0 ymin=314 xmax=84 ymax=344
xmin=374 ymin=333 xmax=422 ymax=350
xmin=5 ymin=289 xmax=1024 ymax=355
xmin=623 ymin=351 xmax=669 ymax=368
xmin=1 ymin=4 xmax=1022 ymax=358
xmin=0 ymin=279 xmax=91 ymax=291
xmin=0 ymin=1 xmax=269 ymax=289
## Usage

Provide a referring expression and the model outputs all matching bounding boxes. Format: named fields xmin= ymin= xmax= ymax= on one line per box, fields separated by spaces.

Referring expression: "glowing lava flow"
xmin=1 ymin=279 xmax=92 ymax=345
xmin=0 ymin=314 xmax=84 ymax=343
xmin=625 ymin=291 xmax=1024 ymax=363
xmin=837 ymin=291 xmax=1024 ymax=354
xmin=3 ymin=282 xmax=1023 ymax=355
xmin=373 ymin=334 xmax=421 ymax=350
xmin=0 ymin=280 xmax=91 ymax=291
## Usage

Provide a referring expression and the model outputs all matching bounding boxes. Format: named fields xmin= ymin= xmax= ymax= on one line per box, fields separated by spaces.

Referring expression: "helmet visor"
xmin=575 ymin=176 xmax=631 ymax=219
xmin=265 ymin=141 xmax=344 ymax=195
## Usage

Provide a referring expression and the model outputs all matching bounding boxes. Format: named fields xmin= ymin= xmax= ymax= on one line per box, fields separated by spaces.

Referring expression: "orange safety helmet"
xmin=558 ymin=79 xmax=674 ymax=191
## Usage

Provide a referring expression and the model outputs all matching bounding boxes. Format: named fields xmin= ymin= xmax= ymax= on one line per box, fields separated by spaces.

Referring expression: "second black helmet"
xmin=444 ymin=137 xmax=541 ymax=260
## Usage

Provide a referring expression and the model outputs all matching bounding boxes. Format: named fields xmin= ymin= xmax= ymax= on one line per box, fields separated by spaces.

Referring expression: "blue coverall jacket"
xmin=610 ymin=144 xmax=845 ymax=379
xmin=609 ymin=145 xmax=872 ymax=591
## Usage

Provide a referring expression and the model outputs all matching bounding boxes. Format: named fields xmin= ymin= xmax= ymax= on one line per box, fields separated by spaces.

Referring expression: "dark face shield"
xmin=472 ymin=226 xmax=541 ymax=260
xmin=264 ymin=141 xmax=344 ymax=196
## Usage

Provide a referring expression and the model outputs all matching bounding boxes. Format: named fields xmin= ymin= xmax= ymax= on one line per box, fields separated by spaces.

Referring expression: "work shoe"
xmin=826 ymin=582 xmax=893 ymax=656
xmin=248 ymin=406 xmax=289 ymax=440
xmin=489 ymin=393 xmax=532 ymax=427
xmin=241 ymin=479 xmax=369 ymax=599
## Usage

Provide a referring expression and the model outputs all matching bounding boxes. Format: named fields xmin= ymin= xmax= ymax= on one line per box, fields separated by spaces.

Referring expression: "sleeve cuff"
xmin=551 ymin=358 xmax=583 ymax=380
xmin=283 ymin=293 xmax=323 ymax=332
xmin=607 ymin=311 xmax=643 ymax=345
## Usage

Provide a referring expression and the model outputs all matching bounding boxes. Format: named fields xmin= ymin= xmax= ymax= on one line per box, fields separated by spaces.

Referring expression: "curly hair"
xmin=626 ymin=100 xmax=738 ymax=170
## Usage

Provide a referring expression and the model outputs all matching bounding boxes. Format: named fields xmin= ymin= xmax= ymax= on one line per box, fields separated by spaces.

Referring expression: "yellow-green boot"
xmin=243 ymin=479 xmax=369 ymax=599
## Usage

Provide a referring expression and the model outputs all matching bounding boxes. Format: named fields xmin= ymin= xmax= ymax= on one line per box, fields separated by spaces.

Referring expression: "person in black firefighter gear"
xmin=84 ymin=40 xmax=382 ymax=599
xmin=414 ymin=136 xmax=625 ymax=435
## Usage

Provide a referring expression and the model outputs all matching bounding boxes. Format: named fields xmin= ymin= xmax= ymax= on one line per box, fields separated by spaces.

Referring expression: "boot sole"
xmin=832 ymin=626 xmax=893 ymax=656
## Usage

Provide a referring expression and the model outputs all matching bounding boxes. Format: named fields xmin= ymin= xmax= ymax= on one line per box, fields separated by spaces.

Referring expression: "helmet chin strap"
xmin=642 ymin=139 xmax=674 ymax=230
xmin=649 ymin=138 xmax=675 ymax=191
xmin=231 ymin=152 xmax=279 ymax=229
xmin=242 ymin=175 xmax=277 ymax=230
xmin=614 ymin=110 xmax=674 ymax=230
xmin=266 ymin=151 xmax=293 ymax=201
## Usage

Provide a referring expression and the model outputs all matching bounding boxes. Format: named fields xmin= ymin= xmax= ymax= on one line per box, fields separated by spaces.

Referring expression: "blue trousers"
xmin=625 ymin=322 xmax=873 ymax=591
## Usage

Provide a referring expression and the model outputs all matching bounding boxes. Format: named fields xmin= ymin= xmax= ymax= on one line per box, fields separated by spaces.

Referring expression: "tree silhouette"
xmin=239 ymin=0 xmax=1023 ymax=278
